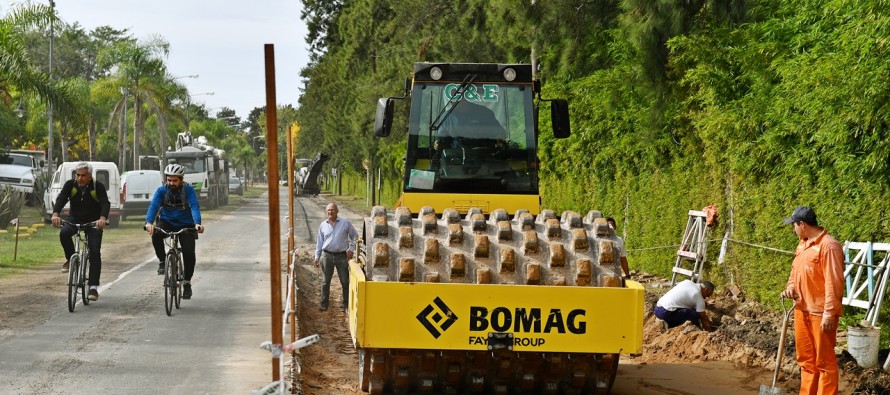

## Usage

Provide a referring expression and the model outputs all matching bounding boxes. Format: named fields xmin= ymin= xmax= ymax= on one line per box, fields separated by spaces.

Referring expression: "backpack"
xmin=162 ymin=186 xmax=190 ymax=211
xmin=70 ymin=185 xmax=98 ymax=202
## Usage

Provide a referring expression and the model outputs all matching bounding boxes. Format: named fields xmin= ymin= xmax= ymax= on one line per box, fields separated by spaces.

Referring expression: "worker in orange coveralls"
xmin=780 ymin=206 xmax=844 ymax=395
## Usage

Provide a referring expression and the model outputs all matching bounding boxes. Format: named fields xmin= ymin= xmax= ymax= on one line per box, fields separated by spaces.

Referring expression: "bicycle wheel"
xmin=67 ymin=255 xmax=80 ymax=312
xmin=173 ymin=253 xmax=183 ymax=309
xmin=80 ymin=250 xmax=91 ymax=306
xmin=164 ymin=250 xmax=177 ymax=316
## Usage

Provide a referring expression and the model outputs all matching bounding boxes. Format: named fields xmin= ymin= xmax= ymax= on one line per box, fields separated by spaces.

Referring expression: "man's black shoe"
xmin=157 ymin=262 xmax=164 ymax=275
xmin=319 ymin=306 xmax=328 ymax=312
xmin=183 ymin=284 xmax=192 ymax=300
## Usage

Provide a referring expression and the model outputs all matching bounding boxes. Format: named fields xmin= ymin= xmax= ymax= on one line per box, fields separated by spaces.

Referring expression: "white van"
xmin=120 ymin=170 xmax=163 ymax=221
xmin=44 ymin=162 xmax=123 ymax=226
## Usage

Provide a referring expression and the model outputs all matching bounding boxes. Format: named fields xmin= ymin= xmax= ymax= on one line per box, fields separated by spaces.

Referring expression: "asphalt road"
xmin=0 ymin=190 xmax=302 ymax=394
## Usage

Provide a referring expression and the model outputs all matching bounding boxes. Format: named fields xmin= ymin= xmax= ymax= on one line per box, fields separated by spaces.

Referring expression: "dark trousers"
xmin=321 ymin=251 xmax=349 ymax=309
xmin=654 ymin=305 xmax=701 ymax=328
xmin=152 ymin=221 xmax=197 ymax=281
xmin=60 ymin=223 xmax=103 ymax=286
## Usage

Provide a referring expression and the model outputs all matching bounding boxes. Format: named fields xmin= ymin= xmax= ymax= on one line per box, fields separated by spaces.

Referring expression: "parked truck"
xmin=349 ymin=62 xmax=644 ymax=394
xmin=0 ymin=151 xmax=42 ymax=205
xmin=165 ymin=133 xmax=229 ymax=209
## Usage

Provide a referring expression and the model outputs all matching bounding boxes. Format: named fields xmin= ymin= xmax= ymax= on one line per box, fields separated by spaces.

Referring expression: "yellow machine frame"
xmin=348 ymin=261 xmax=643 ymax=355
xmin=400 ymin=192 xmax=541 ymax=216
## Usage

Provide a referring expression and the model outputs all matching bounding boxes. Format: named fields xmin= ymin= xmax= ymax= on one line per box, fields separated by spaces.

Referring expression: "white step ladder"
xmin=671 ymin=210 xmax=711 ymax=285
xmin=841 ymin=241 xmax=890 ymax=370
xmin=842 ymin=241 xmax=889 ymax=326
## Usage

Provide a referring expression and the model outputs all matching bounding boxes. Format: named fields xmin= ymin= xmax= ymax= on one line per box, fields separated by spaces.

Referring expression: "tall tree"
xmin=24 ymin=22 xmax=131 ymax=160
xmin=0 ymin=3 xmax=78 ymax=147
xmin=301 ymin=0 xmax=344 ymax=60
xmin=99 ymin=35 xmax=169 ymax=171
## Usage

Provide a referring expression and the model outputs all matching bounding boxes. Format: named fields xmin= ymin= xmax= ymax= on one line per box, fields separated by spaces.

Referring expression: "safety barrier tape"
xmin=627 ymin=238 xmax=793 ymax=255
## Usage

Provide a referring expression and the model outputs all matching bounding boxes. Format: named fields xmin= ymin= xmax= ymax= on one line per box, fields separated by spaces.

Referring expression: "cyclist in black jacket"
xmin=52 ymin=162 xmax=110 ymax=301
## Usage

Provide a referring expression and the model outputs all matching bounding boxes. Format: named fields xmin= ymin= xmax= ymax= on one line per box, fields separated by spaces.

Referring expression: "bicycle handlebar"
xmin=60 ymin=220 xmax=98 ymax=230
xmin=151 ymin=227 xmax=196 ymax=236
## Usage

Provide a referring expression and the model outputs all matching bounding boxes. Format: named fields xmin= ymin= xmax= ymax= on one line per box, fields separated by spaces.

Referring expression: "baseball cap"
xmin=783 ymin=206 xmax=818 ymax=226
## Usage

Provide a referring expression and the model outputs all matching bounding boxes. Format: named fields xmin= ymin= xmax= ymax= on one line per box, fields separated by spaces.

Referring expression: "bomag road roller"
xmin=347 ymin=62 xmax=644 ymax=395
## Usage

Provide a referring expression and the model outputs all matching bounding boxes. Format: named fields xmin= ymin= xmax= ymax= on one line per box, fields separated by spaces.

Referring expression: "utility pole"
xmin=47 ymin=0 xmax=55 ymax=167
xmin=121 ymin=87 xmax=128 ymax=171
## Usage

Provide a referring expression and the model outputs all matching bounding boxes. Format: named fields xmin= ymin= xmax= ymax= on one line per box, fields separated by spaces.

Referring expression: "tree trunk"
xmin=133 ymin=96 xmax=142 ymax=170
xmin=59 ymin=124 xmax=69 ymax=163
xmin=88 ymin=115 xmax=96 ymax=161
xmin=157 ymin=112 xmax=168 ymax=164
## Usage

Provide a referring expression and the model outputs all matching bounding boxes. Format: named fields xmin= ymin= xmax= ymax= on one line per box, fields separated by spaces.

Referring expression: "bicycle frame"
xmin=156 ymin=227 xmax=193 ymax=266
xmin=63 ymin=220 xmax=96 ymax=312
xmin=154 ymin=227 xmax=193 ymax=316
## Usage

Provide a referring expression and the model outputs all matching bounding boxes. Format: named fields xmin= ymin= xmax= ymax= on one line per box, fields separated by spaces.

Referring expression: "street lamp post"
xmin=120 ymin=86 xmax=128 ymax=171
xmin=47 ymin=0 xmax=55 ymax=168
xmin=186 ymin=92 xmax=215 ymax=132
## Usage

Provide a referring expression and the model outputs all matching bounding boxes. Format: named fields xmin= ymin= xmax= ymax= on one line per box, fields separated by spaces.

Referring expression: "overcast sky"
xmin=1 ymin=0 xmax=310 ymax=119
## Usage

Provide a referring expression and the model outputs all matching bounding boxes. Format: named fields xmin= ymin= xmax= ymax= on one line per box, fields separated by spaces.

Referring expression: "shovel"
xmin=760 ymin=297 xmax=794 ymax=395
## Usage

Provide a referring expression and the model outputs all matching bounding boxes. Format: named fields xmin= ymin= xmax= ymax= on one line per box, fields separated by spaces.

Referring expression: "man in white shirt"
xmin=654 ymin=279 xmax=715 ymax=331
xmin=314 ymin=202 xmax=358 ymax=312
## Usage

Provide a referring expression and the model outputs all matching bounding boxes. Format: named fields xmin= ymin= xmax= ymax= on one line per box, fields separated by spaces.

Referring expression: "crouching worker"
xmin=654 ymin=279 xmax=716 ymax=331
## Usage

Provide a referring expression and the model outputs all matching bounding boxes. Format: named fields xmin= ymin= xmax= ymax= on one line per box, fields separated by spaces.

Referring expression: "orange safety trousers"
xmin=794 ymin=310 xmax=838 ymax=395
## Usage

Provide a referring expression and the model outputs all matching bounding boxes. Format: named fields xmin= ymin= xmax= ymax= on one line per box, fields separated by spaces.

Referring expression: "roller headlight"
xmin=503 ymin=67 xmax=516 ymax=81
xmin=430 ymin=66 xmax=443 ymax=80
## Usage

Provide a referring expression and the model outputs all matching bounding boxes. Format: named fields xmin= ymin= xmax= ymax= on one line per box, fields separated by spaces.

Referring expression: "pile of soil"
xmin=838 ymin=352 xmax=890 ymax=394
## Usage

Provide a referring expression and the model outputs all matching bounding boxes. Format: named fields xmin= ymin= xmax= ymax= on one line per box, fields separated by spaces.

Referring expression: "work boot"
xmin=183 ymin=284 xmax=192 ymax=300
xmin=61 ymin=260 xmax=70 ymax=273
xmin=88 ymin=289 xmax=99 ymax=301
xmin=157 ymin=261 xmax=165 ymax=275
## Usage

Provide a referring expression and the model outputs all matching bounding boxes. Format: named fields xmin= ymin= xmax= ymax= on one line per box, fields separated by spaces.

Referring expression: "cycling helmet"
xmin=164 ymin=164 xmax=185 ymax=177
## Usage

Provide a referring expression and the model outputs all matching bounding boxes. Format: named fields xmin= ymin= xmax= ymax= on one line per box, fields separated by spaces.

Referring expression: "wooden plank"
xmin=677 ymin=250 xmax=698 ymax=259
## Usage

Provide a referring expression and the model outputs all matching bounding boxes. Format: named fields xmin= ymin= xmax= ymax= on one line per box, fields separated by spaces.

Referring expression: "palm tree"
xmin=99 ymin=35 xmax=170 ymax=170
xmin=153 ymin=73 xmax=190 ymax=157
xmin=0 ymin=3 xmax=79 ymax=145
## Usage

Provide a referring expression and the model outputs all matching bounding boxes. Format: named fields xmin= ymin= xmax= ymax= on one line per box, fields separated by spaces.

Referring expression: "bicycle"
xmin=62 ymin=220 xmax=96 ymax=313
xmin=153 ymin=227 xmax=194 ymax=316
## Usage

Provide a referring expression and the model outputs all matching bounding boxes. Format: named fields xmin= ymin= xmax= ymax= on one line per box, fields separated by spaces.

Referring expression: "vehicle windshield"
xmin=166 ymin=158 xmax=204 ymax=174
xmin=403 ymin=81 xmax=537 ymax=194
xmin=0 ymin=154 xmax=32 ymax=167
xmin=229 ymin=177 xmax=240 ymax=184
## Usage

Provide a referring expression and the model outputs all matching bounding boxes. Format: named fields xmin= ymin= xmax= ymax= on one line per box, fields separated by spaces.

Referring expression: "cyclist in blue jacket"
xmin=144 ymin=164 xmax=205 ymax=299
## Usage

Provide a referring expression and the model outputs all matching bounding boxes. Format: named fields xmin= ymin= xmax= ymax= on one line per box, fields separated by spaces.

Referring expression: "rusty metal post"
xmin=264 ymin=43 xmax=283 ymax=381
xmin=287 ymin=125 xmax=296 ymax=345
